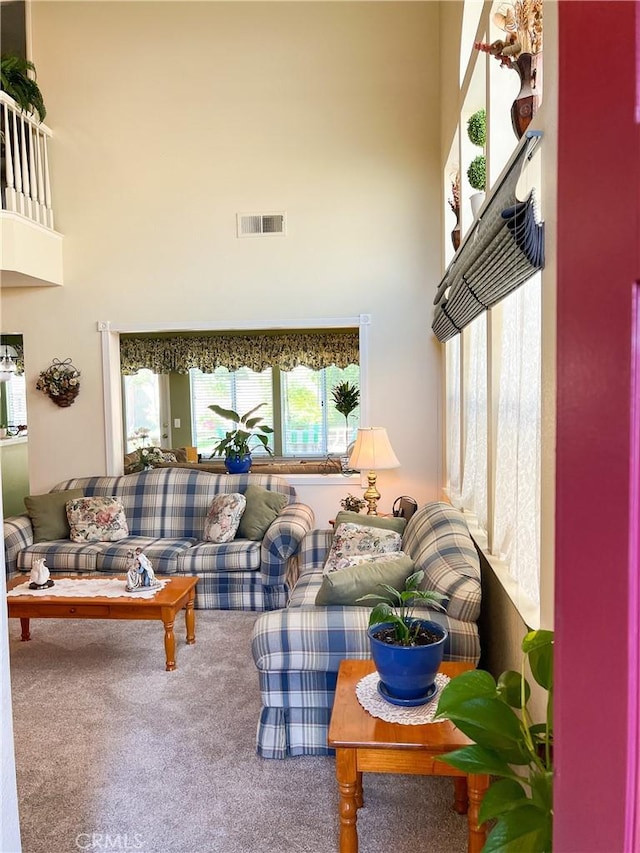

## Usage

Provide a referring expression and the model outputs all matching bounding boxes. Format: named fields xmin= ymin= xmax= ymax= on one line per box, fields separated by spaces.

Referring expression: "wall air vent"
xmin=236 ymin=212 xmax=286 ymax=238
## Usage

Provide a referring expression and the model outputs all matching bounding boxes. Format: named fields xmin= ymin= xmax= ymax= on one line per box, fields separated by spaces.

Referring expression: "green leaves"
xmin=483 ymin=803 xmax=552 ymax=853
xmin=208 ymin=402 xmax=273 ymax=457
xmin=435 ymin=630 xmax=554 ymax=853
xmin=331 ymin=382 xmax=360 ymax=418
xmin=356 ymin=569 xmax=447 ymax=645
xmin=523 ymin=629 xmax=553 ymax=691
xmin=0 ymin=54 xmax=46 ymax=121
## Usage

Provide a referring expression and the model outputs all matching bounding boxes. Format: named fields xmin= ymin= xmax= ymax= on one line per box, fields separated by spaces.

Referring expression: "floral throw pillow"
xmin=204 ymin=493 xmax=247 ymax=543
xmin=323 ymin=522 xmax=402 ymax=575
xmin=329 ymin=550 xmax=409 ymax=573
xmin=66 ymin=497 xmax=129 ymax=543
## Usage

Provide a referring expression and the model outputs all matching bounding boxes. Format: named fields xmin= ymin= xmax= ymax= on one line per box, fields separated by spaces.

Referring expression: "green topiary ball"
xmin=467 ymin=155 xmax=486 ymax=191
xmin=467 ymin=109 xmax=487 ymax=147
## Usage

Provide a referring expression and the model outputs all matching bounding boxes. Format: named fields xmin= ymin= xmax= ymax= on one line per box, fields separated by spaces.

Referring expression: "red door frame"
xmin=555 ymin=2 xmax=639 ymax=850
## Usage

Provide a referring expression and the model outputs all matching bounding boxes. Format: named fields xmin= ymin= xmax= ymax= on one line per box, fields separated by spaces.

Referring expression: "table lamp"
xmin=347 ymin=427 xmax=400 ymax=515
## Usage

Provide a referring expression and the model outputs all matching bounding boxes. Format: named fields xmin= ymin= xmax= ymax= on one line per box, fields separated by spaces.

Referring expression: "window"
xmin=122 ymin=369 xmax=162 ymax=451
xmin=282 ymin=364 xmax=360 ymax=456
xmin=190 ymin=364 xmax=360 ymax=457
xmin=4 ymin=373 xmax=27 ymax=427
xmin=190 ymin=367 xmax=274 ymax=458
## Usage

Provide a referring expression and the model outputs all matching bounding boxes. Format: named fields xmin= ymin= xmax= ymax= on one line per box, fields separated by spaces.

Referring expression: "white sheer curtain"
xmin=461 ymin=314 xmax=488 ymax=532
xmin=492 ymin=277 xmax=542 ymax=607
xmin=445 ymin=336 xmax=462 ymax=503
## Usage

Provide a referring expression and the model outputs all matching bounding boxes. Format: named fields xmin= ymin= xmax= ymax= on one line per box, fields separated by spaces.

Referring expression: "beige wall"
xmin=0 ymin=1 xmax=443 ymax=516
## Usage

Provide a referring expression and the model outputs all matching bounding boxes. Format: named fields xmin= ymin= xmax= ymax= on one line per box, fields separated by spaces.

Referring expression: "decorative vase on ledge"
xmin=450 ymin=208 xmax=461 ymax=251
xmin=511 ymin=52 xmax=542 ymax=139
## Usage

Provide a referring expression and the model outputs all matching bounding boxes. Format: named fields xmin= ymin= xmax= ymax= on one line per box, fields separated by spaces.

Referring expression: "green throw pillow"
xmin=334 ymin=510 xmax=407 ymax=536
xmin=24 ymin=489 xmax=85 ymax=543
xmin=237 ymin=485 xmax=288 ymax=540
xmin=315 ymin=555 xmax=415 ymax=606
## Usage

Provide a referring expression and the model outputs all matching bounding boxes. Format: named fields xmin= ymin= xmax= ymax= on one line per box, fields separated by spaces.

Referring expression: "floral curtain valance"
xmin=119 ymin=331 xmax=359 ymax=375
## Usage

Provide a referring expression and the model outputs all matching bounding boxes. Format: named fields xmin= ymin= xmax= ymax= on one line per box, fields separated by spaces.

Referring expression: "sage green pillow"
xmin=24 ymin=489 xmax=85 ymax=543
xmin=237 ymin=485 xmax=288 ymax=540
xmin=315 ymin=554 xmax=415 ymax=606
xmin=334 ymin=510 xmax=407 ymax=536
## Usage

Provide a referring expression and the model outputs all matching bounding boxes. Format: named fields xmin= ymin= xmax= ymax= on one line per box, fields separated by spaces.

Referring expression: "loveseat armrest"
xmin=251 ymin=606 xmax=373 ymax=674
xmin=297 ymin=528 xmax=334 ymax=576
xmin=4 ymin=514 xmax=34 ymax=578
xmin=260 ymin=503 xmax=315 ymax=586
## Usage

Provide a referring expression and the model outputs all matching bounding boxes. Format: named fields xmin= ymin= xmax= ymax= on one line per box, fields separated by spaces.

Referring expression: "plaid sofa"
xmin=251 ymin=501 xmax=482 ymax=757
xmin=3 ymin=468 xmax=314 ymax=611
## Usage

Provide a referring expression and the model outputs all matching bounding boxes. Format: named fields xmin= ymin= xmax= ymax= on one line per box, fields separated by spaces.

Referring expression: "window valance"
xmin=432 ymin=131 xmax=544 ymax=343
xmin=120 ymin=331 xmax=359 ymax=375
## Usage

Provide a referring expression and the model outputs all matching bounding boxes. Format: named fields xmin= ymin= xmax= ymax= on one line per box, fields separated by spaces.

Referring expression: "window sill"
xmin=456 ymin=508 xmax=540 ymax=631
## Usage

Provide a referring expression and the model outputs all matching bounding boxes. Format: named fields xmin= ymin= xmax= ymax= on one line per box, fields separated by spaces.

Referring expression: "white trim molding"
xmin=99 ymin=315 xmax=370 ymax=476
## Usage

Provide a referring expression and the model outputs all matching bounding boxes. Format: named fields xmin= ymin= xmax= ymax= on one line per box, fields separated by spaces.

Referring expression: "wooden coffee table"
xmin=328 ymin=659 xmax=490 ymax=853
xmin=6 ymin=575 xmax=198 ymax=671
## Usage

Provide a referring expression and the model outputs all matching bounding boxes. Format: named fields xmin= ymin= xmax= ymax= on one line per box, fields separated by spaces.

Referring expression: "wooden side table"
xmin=328 ymin=659 xmax=490 ymax=853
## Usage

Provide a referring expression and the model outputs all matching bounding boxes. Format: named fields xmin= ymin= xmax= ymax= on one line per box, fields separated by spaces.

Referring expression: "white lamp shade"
xmin=348 ymin=427 xmax=400 ymax=471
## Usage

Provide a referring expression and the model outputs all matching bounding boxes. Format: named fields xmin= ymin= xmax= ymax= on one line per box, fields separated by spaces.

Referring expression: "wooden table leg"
xmin=467 ymin=773 xmax=490 ymax=853
xmin=162 ymin=614 xmax=176 ymax=671
xmin=355 ymin=771 xmax=364 ymax=809
xmin=335 ymin=748 xmax=359 ymax=853
xmin=184 ymin=593 xmax=196 ymax=645
xmin=20 ymin=618 xmax=31 ymax=641
xmin=453 ymin=776 xmax=468 ymax=814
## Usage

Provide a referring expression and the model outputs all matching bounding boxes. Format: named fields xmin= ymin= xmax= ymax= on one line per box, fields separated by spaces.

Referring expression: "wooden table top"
xmin=328 ymin=659 xmax=475 ymax=752
xmin=6 ymin=575 xmax=198 ymax=607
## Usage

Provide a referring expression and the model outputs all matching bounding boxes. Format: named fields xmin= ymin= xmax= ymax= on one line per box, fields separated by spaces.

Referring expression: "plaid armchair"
xmin=251 ymin=502 xmax=482 ymax=757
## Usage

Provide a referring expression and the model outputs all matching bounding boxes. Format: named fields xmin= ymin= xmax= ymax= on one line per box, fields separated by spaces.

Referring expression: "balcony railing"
xmin=1 ymin=91 xmax=54 ymax=230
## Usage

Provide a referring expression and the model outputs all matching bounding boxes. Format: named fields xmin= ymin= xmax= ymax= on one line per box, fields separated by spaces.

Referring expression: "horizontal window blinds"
xmin=432 ymin=131 xmax=544 ymax=343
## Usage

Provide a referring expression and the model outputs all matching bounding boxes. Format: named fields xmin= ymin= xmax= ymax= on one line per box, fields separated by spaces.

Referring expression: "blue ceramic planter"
xmin=224 ymin=453 xmax=252 ymax=474
xmin=368 ymin=619 xmax=448 ymax=702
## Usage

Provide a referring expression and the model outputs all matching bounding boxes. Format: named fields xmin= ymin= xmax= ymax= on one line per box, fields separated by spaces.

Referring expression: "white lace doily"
xmin=356 ymin=671 xmax=450 ymax=725
xmin=7 ymin=578 xmax=168 ymax=600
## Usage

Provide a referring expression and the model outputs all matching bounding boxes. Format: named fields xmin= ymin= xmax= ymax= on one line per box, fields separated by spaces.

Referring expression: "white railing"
xmin=1 ymin=90 xmax=54 ymax=230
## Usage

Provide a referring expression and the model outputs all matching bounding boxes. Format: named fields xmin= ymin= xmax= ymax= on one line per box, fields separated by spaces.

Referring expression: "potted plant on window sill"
xmin=209 ymin=402 xmax=274 ymax=474
xmin=358 ymin=570 xmax=448 ymax=706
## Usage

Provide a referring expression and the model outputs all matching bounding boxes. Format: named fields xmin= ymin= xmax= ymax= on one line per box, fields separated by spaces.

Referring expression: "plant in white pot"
xmin=358 ymin=570 xmax=448 ymax=706
xmin=208 ymin=402 xmax=274 ymax=473
xmin=466 ymin=108 xmax=487 ymax=217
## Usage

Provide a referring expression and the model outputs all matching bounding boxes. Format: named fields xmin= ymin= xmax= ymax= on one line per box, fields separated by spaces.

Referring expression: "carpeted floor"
xmin=9 ymin=611 xmax=468 ymax=853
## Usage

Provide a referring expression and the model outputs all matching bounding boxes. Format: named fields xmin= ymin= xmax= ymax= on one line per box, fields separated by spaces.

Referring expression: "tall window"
xmin=4 ymin=373 xmax=27 ymax=427
xmin=190 ymin=364 xmax=359 ymax=457
xmin=281 ymin=364 xmax=360 ymax=456
xmin=123 ymin=369 xmax=162 ymax=451
xmin=492 ymin=280 xmax=542 ymax=607
xmin=461 ymin=314 xmax=488 ymax=532
xmin=190 ymin=367 xmax=274 ymax=458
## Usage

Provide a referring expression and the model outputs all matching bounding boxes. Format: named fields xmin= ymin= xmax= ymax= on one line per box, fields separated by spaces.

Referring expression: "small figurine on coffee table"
xmin=125 ymin=547 xmax=161 ymax=592
xmin=29 ymin=556 xmax=54 ymax=589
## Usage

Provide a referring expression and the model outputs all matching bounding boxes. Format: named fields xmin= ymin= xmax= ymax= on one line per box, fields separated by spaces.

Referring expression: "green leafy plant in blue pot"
xmin=435 ymin=629 xmax=554 ymax=853
xmin=358 ymin=570 xmax=447 ymax=705
xmin=209 ymin=402 xmax=274 ymax=473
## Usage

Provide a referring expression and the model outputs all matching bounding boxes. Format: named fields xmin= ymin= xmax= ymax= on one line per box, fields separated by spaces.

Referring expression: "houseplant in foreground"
xmin=209 ymin=402 xmax=274 ymax=473
xmin=435 ymin=629 xmax=553 ymax=853
xmin=358 ymin=570 xmax=447 ymax=705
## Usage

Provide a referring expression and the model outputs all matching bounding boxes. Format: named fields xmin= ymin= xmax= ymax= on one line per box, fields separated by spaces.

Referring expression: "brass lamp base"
xmin=364 ymin=470 xmax=380 ymax=515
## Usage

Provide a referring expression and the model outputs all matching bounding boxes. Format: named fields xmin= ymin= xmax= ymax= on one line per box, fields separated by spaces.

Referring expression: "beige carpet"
xmin=8 ymin=611 xmax=468 ymax=853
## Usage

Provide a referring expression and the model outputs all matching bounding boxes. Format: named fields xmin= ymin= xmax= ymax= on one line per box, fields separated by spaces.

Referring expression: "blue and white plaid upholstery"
xmin=251 ymin=502 xmax=482 ymax=758
xmin=4 ymin=468 xmax=314 ymax=611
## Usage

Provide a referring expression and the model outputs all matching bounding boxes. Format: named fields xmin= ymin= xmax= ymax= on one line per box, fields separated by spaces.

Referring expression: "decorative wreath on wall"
xmin=36 ymin=358 xmax=81 ymax=407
